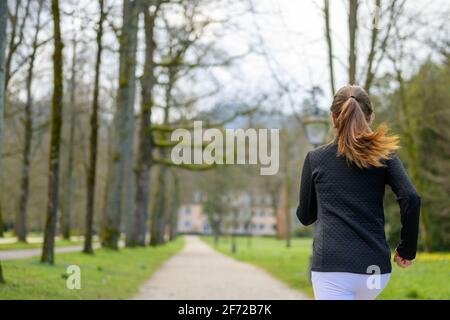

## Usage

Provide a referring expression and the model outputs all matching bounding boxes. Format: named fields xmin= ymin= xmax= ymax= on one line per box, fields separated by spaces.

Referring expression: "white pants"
xmin=311 ymin=272 xmax=391 ymax=300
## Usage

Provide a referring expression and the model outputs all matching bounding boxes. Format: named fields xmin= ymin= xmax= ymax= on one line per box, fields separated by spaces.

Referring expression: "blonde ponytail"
xmin=331 ymin=85 xmax=399 ymax=168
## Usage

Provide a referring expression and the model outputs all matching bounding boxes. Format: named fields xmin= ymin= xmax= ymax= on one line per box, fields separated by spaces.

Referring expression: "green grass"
xmin=202 ymin=236 xmax=450 ymax=300
xmin=379 ymin=251 xmax=450 ymax=300
xmin=0 ymin=239 xmax=84 ymax=250
xmin=0 ymin=238 xmax=184 ymax=300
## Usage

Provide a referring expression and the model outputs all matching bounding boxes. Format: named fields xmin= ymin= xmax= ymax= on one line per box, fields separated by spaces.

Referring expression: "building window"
xmin=260 ymin=224 xmax=265 ymax=230
xmin=184 ymin=221 xmax=191 ymax=228
xmin=185 ymin=206 xmax=191 ymax=214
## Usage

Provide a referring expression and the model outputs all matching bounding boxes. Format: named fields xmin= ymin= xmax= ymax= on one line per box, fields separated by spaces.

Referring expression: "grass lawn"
xmin=202 ymin=236 xmax=450 ymax=300
xmin=0 ymin=238 xmax=184 ymax=299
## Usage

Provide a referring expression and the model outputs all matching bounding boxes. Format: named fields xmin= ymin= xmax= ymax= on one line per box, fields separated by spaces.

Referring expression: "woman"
xmin=297 ymin=85 xmax=421 ymax=300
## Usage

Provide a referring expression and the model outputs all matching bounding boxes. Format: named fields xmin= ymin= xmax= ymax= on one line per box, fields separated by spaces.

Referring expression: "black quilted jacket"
xmin=296 ymin=142 xmax=421 ymax=274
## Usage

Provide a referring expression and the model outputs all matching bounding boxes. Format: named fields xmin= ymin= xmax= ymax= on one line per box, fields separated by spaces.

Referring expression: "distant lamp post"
xmin=212 ymin=213 xmax=221 ymax=246
xmin=230 ymin=198 xmax=239 ymax=254
xmin=302 ymin=116 xmax=329 ymax=148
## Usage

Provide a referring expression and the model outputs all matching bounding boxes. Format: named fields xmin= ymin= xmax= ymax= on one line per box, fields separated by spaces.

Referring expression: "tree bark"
xmin=168 ymin=170 xmax=180 ymax=241
xmin=323 ymin=0 xmax=335 ymax=94
xmin=0 ymin=206 xmax=3 ymax=237
xmin=131 ymin=0 xmax=159 ymax=247
xmin=41 ymin=0 xmax=64 ymax=264
xmin=364 ymin=0 xmax=381 ymax=93
xmin=282 ymin=130 xmax=291 ymax=248
xmin=60 ymin=37 xmax=77 ymax=240
xmin=348 ymin=0 xmax=358 ymax=84
xmin=84 ymin=0 xmax=105 ymax=254
xmin=102 ymin=0 xmax=138 ymax=249
xmin=17 ymin=0 xmax=44 ymax=243
xmin=0 ymin=0 xmax=8 ymax=281
xmin=150 ymin=64 xmax=173 ymax=246
xmin=0 ymin=259 xmax=4 ymax=284
xmin=150 ymin=164 xmax=168 ymax=245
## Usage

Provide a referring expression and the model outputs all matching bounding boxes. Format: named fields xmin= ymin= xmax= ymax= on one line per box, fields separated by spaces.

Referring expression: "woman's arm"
xmin=385 ymin=155 xmax=421 ymax=260
xmin=296 ymin=152 xmax=318 ymax=226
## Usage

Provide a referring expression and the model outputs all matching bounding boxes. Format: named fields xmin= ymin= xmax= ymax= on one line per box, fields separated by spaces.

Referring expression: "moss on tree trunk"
xmin=41 ymin=0 xmax=64 ymax=264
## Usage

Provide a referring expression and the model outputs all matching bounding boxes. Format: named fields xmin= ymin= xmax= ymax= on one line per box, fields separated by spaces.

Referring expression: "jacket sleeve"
xmin=385 ymin=154 xmax=421 ymax=260
xmin=296 ymin=152 xmax=318 ymax=226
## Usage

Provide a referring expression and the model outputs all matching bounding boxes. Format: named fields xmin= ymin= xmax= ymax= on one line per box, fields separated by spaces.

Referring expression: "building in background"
xmin=177 ymin=192 xmax=277 ymax=236
xmin=177 ymin=204 xmax=210 ymax=234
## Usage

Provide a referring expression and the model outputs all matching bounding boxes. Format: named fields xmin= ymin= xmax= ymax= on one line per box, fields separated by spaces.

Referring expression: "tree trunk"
xmin=168 ymin=170 xmax=179 ymax=241
xmin=213 ymin=223 xmax=220 ymax=246
xmin=364 ymin=0 xmax=381 ymax=93
xmin=102 ymin=0 xmax=138 ymax=249
xmin=283 ymin=177 xmax=291 ymax=248
xmin=0 ymin=259 xmax=4 ymax=283
xmin=348 ymin=0 xmax=358 ymax=84
xmin=60 ymin=36 xmax=78 ymax=241
xmin=323 ymin=0 xmax=335 ymax=94
xmin=276 ymin=182 xmax=288 ymax=240
xmin=0 ymin=207 xmax=3 ymax=237
xmin=131 ymin=0 xmax=159 ymax=247
xmin=84 ymin=0 xmax=105 ymax=254
xmin=17 ymin=0 xmax=44 ymax=243
xmin=150 ymin=164 xmax=168 ymax=245
xmin=283 ymin=131 xmax=291 ymax=248
xmin=101 ymin=123 xmax=113 ymax=230
xmin=0 ymin=0 xmax=8 ymax=280
xmin=41 ymin=0 xmax=64 ymax=264
xmin=150 ymin=64 xmax=173 ymax=246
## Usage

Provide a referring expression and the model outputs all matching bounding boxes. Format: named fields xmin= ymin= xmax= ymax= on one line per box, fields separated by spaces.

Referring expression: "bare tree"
xmin=41 ymin=0 xmax=64 ymax=264
xmin=0 ymin=0 xmax=8 ymax=283
xmin=5 ymin=0 xmax=31 ymax=89
xmin=131 ymin=0 xmax=161 ymax=246
xmin=323 ymin=0 xmax=335 ymax=94
xmin=16 ymin=0 xmax=45 ymax=243
xmin=168 ymin=169 xmax=180 ymax=240
xmin=60 ymin=35 xmax=77 ymax=240
xmin=322 ymin=0 xmax=403 ymax=95
xmin=364 ymin=0 xmax=381 ymax=92
xmin=150 ymin=61 xmax=174 ymax=246
xmin=84 ymin=0 xmax=106 ymax=254
xmin=348 ymin=0 xmax=358 ymax=84
xmin=102 ymin=0 xmax=139 ymax=249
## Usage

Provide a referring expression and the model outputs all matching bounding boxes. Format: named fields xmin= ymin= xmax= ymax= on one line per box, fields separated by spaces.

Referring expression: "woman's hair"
xmin=330 ymin=85 xmax=399 ymax=168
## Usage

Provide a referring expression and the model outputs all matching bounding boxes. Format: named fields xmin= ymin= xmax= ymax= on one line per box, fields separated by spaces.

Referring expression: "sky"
xmin=12 ymin=0 xmax=450 ymax=121
xmin=211 ymin=0 xmax=450 ymax=112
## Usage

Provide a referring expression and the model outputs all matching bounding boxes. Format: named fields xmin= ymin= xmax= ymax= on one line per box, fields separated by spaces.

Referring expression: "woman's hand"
xmin=393 ymin=251 xmax=413 ymax=268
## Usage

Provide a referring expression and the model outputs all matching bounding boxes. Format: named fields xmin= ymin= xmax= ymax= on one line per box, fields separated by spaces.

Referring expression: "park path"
xmin=0 ymin=243 xmax=101 ymax=260
xmin=134 ymin=235 xmax=308 ymax=300
xmin=0 ymin=235 xmax=84 ymax=245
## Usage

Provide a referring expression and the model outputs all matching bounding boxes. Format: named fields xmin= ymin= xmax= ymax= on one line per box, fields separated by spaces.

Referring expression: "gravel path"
xmin=134 ymin=235 xmax=308 ymax=300
xmin=0 ymin=243 xmax=101 ymax=260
